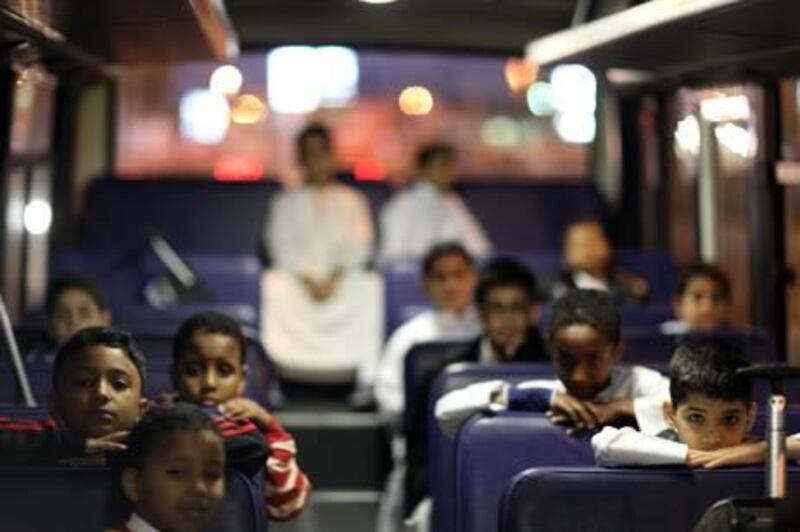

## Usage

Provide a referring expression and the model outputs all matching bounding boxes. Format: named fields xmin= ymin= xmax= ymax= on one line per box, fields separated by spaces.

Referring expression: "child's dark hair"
xmin=669 ymin=338 xmax=751 ymax=406
xmin=297 ymin=123 xmax=332 ymax=163
xmin=107 ymin=404 xmax=222 ymax=523
xmin=676 ymin=263 xmax=731 ymax=300
xmin=548 ymin=289 xmax=620 ymax=344
xmin=45 ymin=274 xmax=107 ymax=317
xmin=417 ymin=143 xmax=455 ymax=169
xmin=475 ymin=258 xmax=538 ymax=308
xmin=173 ymin=311 xmax=247 ymax=365
xmin=422 ymin=242 xmax=473 ymax=277
xmin=53 ymin=326 xmax=146 ymax=394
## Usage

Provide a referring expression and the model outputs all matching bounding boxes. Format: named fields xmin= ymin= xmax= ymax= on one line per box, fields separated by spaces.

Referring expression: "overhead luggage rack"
xmin=526 ymin=0 xmax=800 ymax=83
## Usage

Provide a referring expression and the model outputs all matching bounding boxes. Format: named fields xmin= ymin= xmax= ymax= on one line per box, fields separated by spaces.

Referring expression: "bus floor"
xmin=272 ymin=379 xmax=391 ymax=532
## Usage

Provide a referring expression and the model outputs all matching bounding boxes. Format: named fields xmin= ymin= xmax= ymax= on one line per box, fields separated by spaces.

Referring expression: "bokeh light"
xmin=398 ymin=86 xmax=433 ymax=116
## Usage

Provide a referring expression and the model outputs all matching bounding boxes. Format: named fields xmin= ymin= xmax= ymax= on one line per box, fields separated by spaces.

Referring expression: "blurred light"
xmin=317 ymin=46 xmax=360 ymax=107
xmin=398 ymin=86 xmax=433 ymax=116
xmin=267 ymin=46 xmax=359 ymax=114
xmin=554 ymin=113 xmax=596 ymax=144
xmin=213 ymin=154 xmax=264 ymax=181
xmin=550 ymin=64 xmax=596 ymax=115
xmin=504 ymin=58 xmax=538 ymax=93
xmin=674 ymin=115 xmax=700 ymax=155
xmin=23 ymin=199 xmax=52 ymax=235
xmin=231 ymin=94 xmax=266 ymax=124
xmin=180 ymin=89 xmax=230 ymax=144
xmin=526 ymin=82 xmax=555 ymax=117
xmin=360 ymin=0 xmax=397 ymax=3
xmin=700 ymin=94 xmax=750 ymax=122
xmin=481 ymin=116 xmax=522 ymax=147
xmin=715 ymin=123 xmax=757 ymax=157
xmin=354 ymin=159 xmax=387 ymax=181
xmin=209 ymin=65 xmax=243 ymax=96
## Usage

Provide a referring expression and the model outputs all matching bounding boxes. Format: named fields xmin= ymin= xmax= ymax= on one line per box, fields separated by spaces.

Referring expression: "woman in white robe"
xmin=262 ymin=125 xmax=384 ymax=383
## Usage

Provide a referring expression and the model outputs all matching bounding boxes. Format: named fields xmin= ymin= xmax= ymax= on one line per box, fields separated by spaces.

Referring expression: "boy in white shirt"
xmin=435 ymin=289 xmax=669 ymax=437
xmin=592 ymin=338 xmax=756 ymax=467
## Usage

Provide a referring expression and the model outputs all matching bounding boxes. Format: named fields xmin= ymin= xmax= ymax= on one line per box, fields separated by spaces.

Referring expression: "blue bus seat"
xmin=0 ymin=467 xmax=268 ymax=531
xmin=428 ymin=365 xmax=555 ymax=532
xmin=499 ymin=466 xmax=800 ymax=532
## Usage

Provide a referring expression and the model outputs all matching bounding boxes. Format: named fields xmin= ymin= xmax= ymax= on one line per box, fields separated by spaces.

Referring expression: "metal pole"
xmin=766 ymin=391 xmax=786 ymax=498
xmin=0 ymin=294 xmax=36 ymax=406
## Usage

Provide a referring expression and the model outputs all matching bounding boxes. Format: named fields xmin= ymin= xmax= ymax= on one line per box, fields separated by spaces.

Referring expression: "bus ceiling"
xmin=526 ymin=0 xmax=800 ymax=87
xmin=0 ymin=0 xmax=238 ymax=74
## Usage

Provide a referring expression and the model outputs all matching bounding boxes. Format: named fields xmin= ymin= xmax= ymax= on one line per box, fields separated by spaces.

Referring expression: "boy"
xmin=435 ymin=289 xmax=669 ymax=437
xmin=661 ymin=263 xmax=731 ymax=335
xmin=25 ymin=275 xmax=113 ymax=361
xmin=592 ymin=339 xmax=755 ymax=466
xmin=379 ymin=143 xmax=491 ymax=262
xmin=0 ymin=326 xmax=267 ymax=476
xmin=374 ymin=242 xmax=480 ymax=418
xmin=171 ymin=311 xmax=310 ymax=521
xmin=553 ymin=220 xmax=649 ymax=305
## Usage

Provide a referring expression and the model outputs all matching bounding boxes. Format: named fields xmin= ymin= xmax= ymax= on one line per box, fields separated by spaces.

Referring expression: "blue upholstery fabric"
xmin=0 ymin=467 xmax=268 ymax=531
xmin=428 ymin=365 xmax=555 ymax=532
xmin=81 ymin=179 xmax=280 ymax=253
xmin=499 ymin=466 xmax=800 ymax=532
xmin=454 ymin=413 xmax=594 ymax=532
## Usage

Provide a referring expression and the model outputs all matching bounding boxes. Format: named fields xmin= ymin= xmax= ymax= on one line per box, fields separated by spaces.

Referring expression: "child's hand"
xmin=586 ymin=399 xmax=634 ymax=425
xmin=85 ymin=430 xmax=129 ymax=455
xmin=550 ymin=392 xmax=599 ymax=432
xmin=686 ymin=441 xmax=766 ymax=469
xmin=221 ymin=398 xmax=273 ymax=431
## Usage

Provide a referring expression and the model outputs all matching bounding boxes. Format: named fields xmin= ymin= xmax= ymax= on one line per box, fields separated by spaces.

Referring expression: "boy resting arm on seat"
xmin=435 ymin=289 xmax=670 ymax=436
xmin=0 ymin=327 xmax=147 ymax=465
xmin=171 ymin=312 xmax=310 ymax=521
xmin=592 ymin=338 xmax=756 ymax=467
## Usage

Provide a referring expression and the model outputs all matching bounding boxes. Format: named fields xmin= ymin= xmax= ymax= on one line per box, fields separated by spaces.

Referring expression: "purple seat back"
xmin=454 ymin=413 xmax=594 ymax=532
xmin=428 ymin=364 xmax=555 ymax=532
xmin=0 ymin=467 xmax=268 ymax=532
xmin=499 ymin=467 xmax=800 ymax=532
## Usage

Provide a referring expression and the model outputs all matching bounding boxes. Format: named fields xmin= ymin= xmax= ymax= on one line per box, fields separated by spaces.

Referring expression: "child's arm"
xmin=214 ymin=415 xmax=270 ymax=478
xmin=260 ymin=417 xmax=311 ymax=521
xmin=592 ymin=426 xmax=688 ymax=467
xmin=434 ymin=380 xmax=507 ymax=436
xmin=0 ymin=417 xmax=86 ymax=465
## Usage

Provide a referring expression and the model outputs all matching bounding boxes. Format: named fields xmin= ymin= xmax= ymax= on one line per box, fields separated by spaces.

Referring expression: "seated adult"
xmin=374 ymin=242 xmax=480 ymax=420
xmin=378 ymin=143 xmax=491 ymax=262
xmin=552 ymin=219 xmax=649 ymax=306
xmin=661 ymin=262 xmax=731 ymax=335
xmin=261 ymin=124 xmax=383 ymax=383
xmin=25 ymin=274 xmax=112 ymax=361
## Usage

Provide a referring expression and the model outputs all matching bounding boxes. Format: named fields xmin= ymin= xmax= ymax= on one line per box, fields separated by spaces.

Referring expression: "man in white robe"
xmin=379 ymin=144 xmax=492 ymax=262
xmin=262 ymin=124 xmax=384 ymax=383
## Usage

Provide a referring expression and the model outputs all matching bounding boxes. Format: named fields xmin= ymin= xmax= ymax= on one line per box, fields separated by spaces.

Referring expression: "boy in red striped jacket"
xmin=0 ymin=326 xmax=268 ymax=477
xmin=169 ymin=312 xmax=311 ymax=521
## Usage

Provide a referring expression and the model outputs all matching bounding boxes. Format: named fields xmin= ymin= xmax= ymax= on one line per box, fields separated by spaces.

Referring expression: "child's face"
xmin=551 ymin=324 xmax=620 ymax=400
xmin=424 ymin=254 xmax=475 ymax=315
xmin=49 ymin=289 xmax=111 ymax=345
xmin=480 ymin=285 xmax=531 ymax=360
xmin=173 ymin=332 xmax=246 ymax=406
xmin=665 ymin=393 xmax=754 ymax=451
xmin=424 ymin=155 xmax=457 ymax=189
xmin=51 ymin=345 xmax=146 ymax=437
xmin=564 ymin=222 xmax=611 ymax=276
xmin=674 ymin=276 xmax=729 ymax=331
xmin=123 ymin=429 xmax=225 ymax=532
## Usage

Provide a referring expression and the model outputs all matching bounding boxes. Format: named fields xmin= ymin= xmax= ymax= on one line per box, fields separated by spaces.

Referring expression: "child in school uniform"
xmin=170 ymin=311 xmax=311 ymax=521
xmin=0 ymin=326 xmax=267 ymax=475
xmin=660 ymin=263 xmax=732 ymax=335
xmin=435 ymin=289 xmax=670 ymax=437
xmin=107 ymin=404 xmax=226 ymax=532
xmin=592 ymin=338 xmax=756 ymax=467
